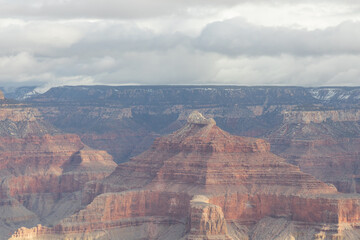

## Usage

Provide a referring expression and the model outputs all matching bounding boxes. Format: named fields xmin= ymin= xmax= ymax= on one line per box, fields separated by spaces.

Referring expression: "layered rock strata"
xmin=268 ymin=109 xmax=360 ymax=193
xmin=0 ymin=105 xmax=117 ymax=238
xmin=0 ymin=105 xmax=59 ymax=137
xmin=187 ymin=195 xmax=232 ymax=240
xmin=90 ymin=111 xmax=335 ymax=196
xmin=23 ymin=86 xmax=360 ymax=192
xmin=10 ymin=111 xmax=360 ymax=239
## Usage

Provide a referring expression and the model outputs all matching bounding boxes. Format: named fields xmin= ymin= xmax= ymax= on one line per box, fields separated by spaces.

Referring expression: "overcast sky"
xmin=1 ymin=0 xmax=360 ymax=91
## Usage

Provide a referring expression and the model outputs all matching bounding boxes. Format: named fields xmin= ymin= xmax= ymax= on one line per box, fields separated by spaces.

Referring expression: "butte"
xmin=11 ymin=111 xmax=360 ymax=240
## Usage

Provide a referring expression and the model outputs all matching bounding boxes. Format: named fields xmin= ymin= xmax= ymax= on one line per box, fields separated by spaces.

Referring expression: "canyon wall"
xmin=19 ymin=86 xmax=360 ymax=194
xmin=9 ymin=111 xmax=360 ymax=240
xmin=0 ymin=103 xmax=117 ymax=238
xmin=2 ymin=86 xmax=360 ymax=239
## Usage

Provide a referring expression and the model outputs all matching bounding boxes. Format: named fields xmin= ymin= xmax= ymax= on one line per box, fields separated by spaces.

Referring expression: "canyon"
xmin=9 ymin=111 xmax=360 ymax=239
xmin=0 ymin=93 xmax=117 ymax=238
xmin=20 ymin=86 xmax=360 ymax=193
xmin=1 ymin=86 xmax=360 ymax=239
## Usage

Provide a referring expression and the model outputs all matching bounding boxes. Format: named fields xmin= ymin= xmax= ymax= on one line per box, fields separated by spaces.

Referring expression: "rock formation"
xmin=0 ymin=104 xmax=117 ymax=238
xmin=91 ymin=111 xmax=336 ymax=196
xmin=10 ymin=111 xmax=360 ymax=239
xmin=0 ymin=105 xmax=59 ymax=137
xmin=26 ymin=85 xmax=360 ymax=199
xmin=268 ymin=109 xmax=360 ymax=193
xmin=187 ymin=195 xmax=232 ymax=240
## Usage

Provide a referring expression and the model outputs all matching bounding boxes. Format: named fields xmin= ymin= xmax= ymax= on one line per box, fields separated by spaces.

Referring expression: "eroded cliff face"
xmin=0 ymin=105 xmax=60 ymax=137
xmin=187 ymin=195 xmax=232 ymax=240
xmin=0 ymin=104 xmax=117 ymax=238
xmin=283 ymin=109 xmax=360 ymax=124
xmin=5 ymin=85 xmax=360 ymax=239
xmin=268 ymin=109 xmax=360 ymax=193
xmin=24 ymin=86 xmax=312 ymax=163
xmin=5 ymin=135 xmax=116 ymax=214
xmin=10 ymin=111 xmax=360 ymax=240
xmin=11 ymin=190 xmax=190 ymax=240
xmin=22 ymin=86 xmax=360 ymax=196
xmin=82 ymin=111 xmax=335 ymax=202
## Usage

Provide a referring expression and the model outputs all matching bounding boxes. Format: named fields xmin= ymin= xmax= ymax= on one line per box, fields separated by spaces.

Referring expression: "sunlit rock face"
xmin=26 ymin=86 xmax=360 ymax=195
xmin=10 ymin=111 xmax=360 ymax=240
xmin=186 ymin=195 xmax=232 ymax=240
xmin=0 ymin=103 xmax=117 ymax=239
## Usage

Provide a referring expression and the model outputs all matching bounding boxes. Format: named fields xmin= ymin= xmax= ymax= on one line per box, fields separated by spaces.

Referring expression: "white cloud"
xmin=196 ymin=19 xmax=360 ymax=56
xmin=211 ymin=54 xmax=360 ymax=86
xmin=1 ymin=50 xmax=360 ymax=88
xmin=0 ymin=19 xmax=83 ymax=55
xmin=0 ymin=52 xmax=38 ymax=77
xmin=1 ymin=0 xmax=360 ymax=88
xmin=34 ymin=75 xmax=96 ymax=93
xmin=1 ymin=0 xmax=359 ymax=20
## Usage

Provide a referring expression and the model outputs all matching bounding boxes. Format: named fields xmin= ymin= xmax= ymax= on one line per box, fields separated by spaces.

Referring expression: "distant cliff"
xmin=5 ymin=86 xmax=359 ymax=194
xmin=27 ymin=85 xmax=360 ymax=105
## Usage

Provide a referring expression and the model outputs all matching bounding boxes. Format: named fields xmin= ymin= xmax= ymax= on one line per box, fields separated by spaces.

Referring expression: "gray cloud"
xmin=1 ymin=1 xmax=360 ymax=89
xmin=1 ymin=0 xmax=360 ymax=19
xmin=2 ymin=51 xmax=360 ymax=90
xmin=63 ymin=23 xmax=191 ymax=58
xmin=196 ymin=19 xmax=360 ymax=56
xmin=0 ymin=0 xmax=241 ymax=19
xmin=0 ymin=20 xmax=83 ymax=55
xmin=4 ymin=19 xmax=359 ymax=59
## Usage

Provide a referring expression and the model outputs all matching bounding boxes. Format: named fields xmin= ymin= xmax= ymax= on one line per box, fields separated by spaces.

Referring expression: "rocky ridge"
xmin=0 ymin=103 xmax=117 ymax=238
xmin=21 ymin=86 xmax=360 ymax=194
xmin=0 ymin=105 xmax=59 ymax=137
xmin=10 ymin=112 xmax=360 ymax=240
xmin=268 ymin=109 xmax=360 ymax=193
xmin=187 ymin=195 xmax=232 ymax=240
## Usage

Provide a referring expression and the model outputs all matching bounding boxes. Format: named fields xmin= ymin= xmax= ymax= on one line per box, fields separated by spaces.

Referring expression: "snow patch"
xmin=22 ymin=90 xmax=40 ymax=99
xmin=338 ymin=94 xmax=350 ymax=100
xmin=309 ymin=88 xmax=338 ymax=100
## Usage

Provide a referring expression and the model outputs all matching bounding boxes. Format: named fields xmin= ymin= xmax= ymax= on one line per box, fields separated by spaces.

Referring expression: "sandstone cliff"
xmin=268 ymin=109 xmax=360 ymax=193
xmin=93 ymin=111 xmax=336 ymax=197
xmin=186 ymin=195 xmax=232 ymax=240
xmin=0 ymin=105 xmax=59 ymax=137
xmin=0 ymin=104 xmax=117 ymax=238
xmin=11 ymin=111 xmax=360 ymax=240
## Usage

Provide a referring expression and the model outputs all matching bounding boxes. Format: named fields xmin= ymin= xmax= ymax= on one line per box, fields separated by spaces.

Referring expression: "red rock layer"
xmin=0 ymin=132 xmax=117 ymax=238
xmin=0 ymin=106 xmax=60 ymax=137
xmin=0 ymin=134 xmax=83 ymax=175
xmin=99 ymin=111 xmax=336 ymax=196
xmin=209 ymin=193 xmax=360 ymax=224
xmin=0 ymin=134 xmax=117 ymax=197
xmin=11 ymin=190 xmax=190 ymax=239
xmin=10 ymin=111 xmax=360 ymax=239
xmin=187 ymin=195 xmax=232 ymax=240
xmin=268 ymin=124 xmax=360 ymax=193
